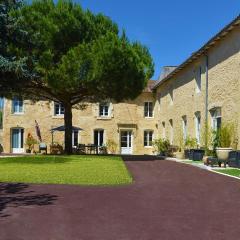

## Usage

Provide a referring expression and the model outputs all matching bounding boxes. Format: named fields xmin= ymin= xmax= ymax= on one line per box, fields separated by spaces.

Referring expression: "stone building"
xmin=0 ymin=15 xmax=239 ymax=154
xmin=0 ymin=80 xmax=158 ymax=154
xmin=153 ymin=15 xmax=240 ymax=149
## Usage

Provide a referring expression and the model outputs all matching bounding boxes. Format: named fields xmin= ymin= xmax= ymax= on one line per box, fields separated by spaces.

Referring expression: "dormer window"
xmin=99 ymin=103 xmax=109 ymax=117
xmin=144 ymin=102 xmax=153 ymax=117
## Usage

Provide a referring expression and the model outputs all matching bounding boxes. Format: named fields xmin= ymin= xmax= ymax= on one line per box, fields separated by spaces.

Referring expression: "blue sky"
xmin=78 ymin=0 xmax=239 ymax=80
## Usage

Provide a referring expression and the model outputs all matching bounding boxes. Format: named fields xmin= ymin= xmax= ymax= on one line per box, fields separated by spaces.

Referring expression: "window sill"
xmin=144 ymin=117 xmax=154 ymax=119
xmin=52 ymin=115 xmax=64 ymax=119
xmin=97 ymin=116 xmax=112 ymax=120
xmin=144 ymin=146 xmax=153 ymax=148
xmin=11 ymin=112 xmax=24 ymax=116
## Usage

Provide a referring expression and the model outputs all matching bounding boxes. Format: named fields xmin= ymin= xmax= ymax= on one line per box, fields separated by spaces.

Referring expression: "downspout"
xmin=205 ymin=54 xmax=209 ymax=152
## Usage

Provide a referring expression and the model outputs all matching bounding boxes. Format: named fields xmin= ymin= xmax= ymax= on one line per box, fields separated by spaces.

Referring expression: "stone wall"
xmin=2 ymin=91 xmax=158 ymax=154
xmin=155 ymin=26 xmax=240 ymax=148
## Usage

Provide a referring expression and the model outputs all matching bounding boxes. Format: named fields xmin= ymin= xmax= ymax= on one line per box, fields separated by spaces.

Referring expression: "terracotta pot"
xmin=216 ymin=147 xmax=232 ymax=161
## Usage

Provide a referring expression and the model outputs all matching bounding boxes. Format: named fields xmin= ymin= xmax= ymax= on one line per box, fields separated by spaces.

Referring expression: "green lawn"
xmin=215 ymin=168 xmax=240 ymax=178
xmin=0 ymin=155 xmax=133 ymax=186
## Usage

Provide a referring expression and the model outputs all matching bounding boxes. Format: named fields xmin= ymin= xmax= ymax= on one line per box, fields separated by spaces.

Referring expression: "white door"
xmin=12 ymin=128 xmax=24 ymax=153
xmin=121 ymin=131 xmax=132 ymax=154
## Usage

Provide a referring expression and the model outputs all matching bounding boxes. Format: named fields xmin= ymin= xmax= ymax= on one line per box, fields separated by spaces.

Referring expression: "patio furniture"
xmin=86 ymin=144 xmax=98 ymax=154
xmin=50 ymin=144 xmax=63 ymax=154
xmin=39 ymin=142 xmax=47 ymax=154
xmin=76 ymin=144 xmax=86 ymax=154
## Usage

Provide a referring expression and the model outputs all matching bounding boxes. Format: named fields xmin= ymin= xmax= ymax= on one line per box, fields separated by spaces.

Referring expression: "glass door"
xmin=120 ymin=131 xmax=132 ymax=154
xmin=12 ymin=128 xmax=24 ymax=153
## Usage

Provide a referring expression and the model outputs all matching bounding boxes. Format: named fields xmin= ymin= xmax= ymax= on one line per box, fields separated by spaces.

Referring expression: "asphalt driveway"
xmin=0 ymin=160 xmax=240 ymax=240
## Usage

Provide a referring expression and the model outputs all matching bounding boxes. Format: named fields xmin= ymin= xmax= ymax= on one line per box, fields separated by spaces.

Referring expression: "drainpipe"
xmin=205 ymin=54 xmax=209 ymax=152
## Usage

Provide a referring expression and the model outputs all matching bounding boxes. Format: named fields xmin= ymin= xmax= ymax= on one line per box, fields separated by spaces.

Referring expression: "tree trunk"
xmin=64 ymin=103 xmax=73 ymax=154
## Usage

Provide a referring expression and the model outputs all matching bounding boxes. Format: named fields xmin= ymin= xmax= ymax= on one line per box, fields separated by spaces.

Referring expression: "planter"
xmin=175 ymin=151 xmax=185 ymax=159
xmin=189 ymin=149 xmax=205 ymax=161
xmin=216 ymin=147 xmax=232 ymax=162
xmin=184 ymin=149 xmax=190 ymax=159
xmin=228 ymin=151 xmax=240 ymax=168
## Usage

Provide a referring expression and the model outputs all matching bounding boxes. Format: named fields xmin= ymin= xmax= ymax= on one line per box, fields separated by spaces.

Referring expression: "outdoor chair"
xmin=77 ymin=144 xmax=86 ymax=154
xmin=39 ymin=142 xmax=47 ymax=154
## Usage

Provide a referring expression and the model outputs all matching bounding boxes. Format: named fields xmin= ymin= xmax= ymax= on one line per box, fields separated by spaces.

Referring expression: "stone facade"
xmin=1 ymin=16 xmax=240 ymax=154
xmin=1 ymin=83 xmax=158 ymax=154
xmin=154 ymin=17 xmax=240 ymax=149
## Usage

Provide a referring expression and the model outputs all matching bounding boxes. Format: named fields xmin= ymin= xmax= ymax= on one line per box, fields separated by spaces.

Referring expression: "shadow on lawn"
xmin=0 ymin=183 xmax=58 ymax=218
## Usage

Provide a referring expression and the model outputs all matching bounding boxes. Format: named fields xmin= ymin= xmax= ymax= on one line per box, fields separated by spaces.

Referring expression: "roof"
xmin=153 ymin=14 xmax=240 ymax=89
xmin=50 ymin=126 xmax=83 ymax=132
xmin=143 ymin=80 xmax=156 ymax=92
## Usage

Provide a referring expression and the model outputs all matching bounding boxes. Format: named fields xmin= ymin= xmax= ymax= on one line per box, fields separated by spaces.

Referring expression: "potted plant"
xmin=215 ymin=123 xmax=236 ymax=164
xmin=25 ymin=133 xmax=37 ymax=153
xmin=184 ymin=136 xmax=198 ymax=159
xmin=175 ymin=128 xmax=185 ymax=159
xmin=153 ymin=138 xmax=170 ymax=156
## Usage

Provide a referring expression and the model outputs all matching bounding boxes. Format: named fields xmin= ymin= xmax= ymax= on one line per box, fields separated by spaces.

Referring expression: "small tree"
xmin=2 ymin=0 xmax=154 ymax=154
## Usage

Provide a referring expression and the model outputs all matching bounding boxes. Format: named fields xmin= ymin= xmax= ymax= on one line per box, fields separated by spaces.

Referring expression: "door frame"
xmin=120 ymin=130 xmax=133 ymax=155
xmin=11 ymin=127 xmax=24 ymax=153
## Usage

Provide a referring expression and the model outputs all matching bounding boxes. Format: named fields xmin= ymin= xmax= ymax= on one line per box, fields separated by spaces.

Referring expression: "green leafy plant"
xmin=184 ymin=136 xmax=198 ymax=149
xmin=201 ymin=122 xmax=213 ymax=155
xmin=153 ymin=138 xmax=170 ymax=155
xmin=106 ymin=139 xmax=118 ymax=154
xmin=214 ymin=123 xmax=236 ymax=148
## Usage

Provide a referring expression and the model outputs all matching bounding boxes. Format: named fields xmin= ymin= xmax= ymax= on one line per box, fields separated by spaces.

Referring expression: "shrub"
xmin=184 ymin=136 xmax=198 ymax=149
xmin=25 ymin=133 xmax=38 ymax=152
xmin=153 ymin=138 xmax=170 ymax=155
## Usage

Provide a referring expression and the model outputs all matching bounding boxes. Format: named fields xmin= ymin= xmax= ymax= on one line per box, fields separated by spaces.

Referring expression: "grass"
xmin=179 ymin=159 xmax=203 ymax=164
xmin=214 ymin=168 xmax=240 ymax=178
xmin=0 ymin=155 xmax=133 ymax=186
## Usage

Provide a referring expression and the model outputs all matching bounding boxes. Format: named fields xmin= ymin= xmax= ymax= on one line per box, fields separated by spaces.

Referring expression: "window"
xmin=195 ymin=112 xmax=201 ymax=144
xmin=99 ymin=103 xmax=109 ymax=117
xmin=195 ymin=67 xmax=202 ymax=93
xmin=162 ymin=122 xmax=166 ymax=139
xmin=94 ymin=130 xmax=104 ymax=146
xmin=144 ymin=102 xmax=153 ymax=117
xmin=211 ymin=108 xmax=221 ymax=131
xmin=144 ymin=130 xmax=153 ymax=147
xmin=12 ymin=97 xmax=23 ymax=114
xmin=169 ymin=88 xmax=173 ymax=105
xmin=169 ymin=119 xmax=173 ymax=144
xmin=72 ymin=131 xmax=79 ymax=147
xmin=182 ymin=116 xmax=187 ymax=141
xmin=54 ymin=102 xmax=64 ymax=116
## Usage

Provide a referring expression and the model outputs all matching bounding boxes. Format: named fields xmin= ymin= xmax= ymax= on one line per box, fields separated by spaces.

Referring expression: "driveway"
xmin=0 ymin=160 xmax=240 ymax=240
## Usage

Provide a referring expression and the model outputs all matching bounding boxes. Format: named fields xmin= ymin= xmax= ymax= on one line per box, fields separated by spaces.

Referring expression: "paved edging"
xmin=166 ymin=157 xmax=240 ymax=180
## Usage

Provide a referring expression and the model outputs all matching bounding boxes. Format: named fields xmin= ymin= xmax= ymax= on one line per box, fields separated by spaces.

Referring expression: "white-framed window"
xmin=144 ymin=130 xmax=153 ymax=147
xmin=54 ymin=102 xmax=64 ymax=116
xmin=99 ymin=103 xmax=109 ymax=117
xmin=162 ymin=121 xmax=166 ymax=139
xmin=169 ymin=119 xmax=173 ymax=144
xmin=195 ymin=66 xmax=202 ymax=93
xmin=144 ymin=102 xmax=153 ymax=117
xmin=94 ymin=129 xmax=104 ymax=146
xmin=12 ymin=96 xmax=23 ymax=114
xmin=182 ymin=116 xmax=187 ymax=141
xmin=72 ymin=130 xmax=79 ymax=147
xmin=211 ymin=108 xmax=221 ymax=131
xmin=195 ymin=112 xmax=201 ymax=144
xmin=169 ymin=88 xmax=173 ymax=105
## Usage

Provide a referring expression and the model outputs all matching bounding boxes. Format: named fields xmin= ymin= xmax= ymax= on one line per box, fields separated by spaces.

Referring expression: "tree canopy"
xmin=1 ymin=0 xmax=154 ymax=153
